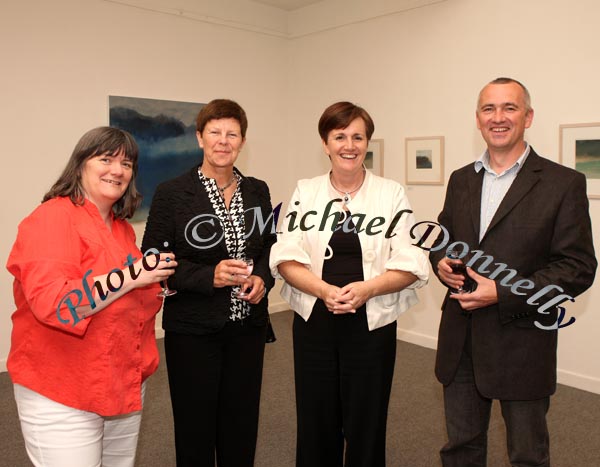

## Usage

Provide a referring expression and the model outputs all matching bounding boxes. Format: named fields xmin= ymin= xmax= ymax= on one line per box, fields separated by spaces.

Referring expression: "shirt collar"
xmin=474 ymin=142 xmax=531 ymax=176
xmin=198 ymin=166 xmax=244 ymax=185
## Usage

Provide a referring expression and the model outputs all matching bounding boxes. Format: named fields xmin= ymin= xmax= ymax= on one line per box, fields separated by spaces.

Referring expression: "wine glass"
xmin=157 ymin=242 xmax=177 ymax=298
xmin=236 ymin=258 xmax=254 ymax=298
xmin=446 ymin=249 xmax=472 ymax=294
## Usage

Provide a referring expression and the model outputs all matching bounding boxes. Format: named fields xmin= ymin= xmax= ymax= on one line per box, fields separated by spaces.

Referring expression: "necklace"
xmin=329 ymin=169 xmax=366 ymax=204
xmin=199 ymin=168 xmax=236 ymax=197
xmin=217 ymin=176 xmax=235 ymax=196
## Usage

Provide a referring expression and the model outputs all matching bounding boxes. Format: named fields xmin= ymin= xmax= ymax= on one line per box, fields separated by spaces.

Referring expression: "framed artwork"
xmin=109 ymin=96 xmax=205 ymax=222
xmin=559 ymin=122 xmax=600 ymax=199
xmin=365 ymin=139 xmax=384 ymax=176
xmin=405 ymin=136 xmax=444 ymax=185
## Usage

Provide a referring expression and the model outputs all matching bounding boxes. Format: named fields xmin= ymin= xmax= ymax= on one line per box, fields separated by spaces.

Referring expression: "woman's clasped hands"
xmin=321 ymin=281 xmax=372 ymax=314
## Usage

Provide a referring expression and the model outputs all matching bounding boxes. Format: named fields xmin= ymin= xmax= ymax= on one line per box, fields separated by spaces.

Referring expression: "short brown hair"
xmin=43 ymin=127 xmax=141 ymax=219
xmin=482 ymin=77 xmax=532 ymax=110
xmin=196 ymin=99 xmax=248 ymax=138
xmin=318 ymin=102 xmax=375 ymax=141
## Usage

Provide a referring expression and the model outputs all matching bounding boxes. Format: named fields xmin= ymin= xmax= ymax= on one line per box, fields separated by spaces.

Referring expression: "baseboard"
xmin=396 ymin=327 xmax=438 ymax=350
xmin=557 ymin=368 xmax=600 ymax=394
xmin=395 ymin=327 xmax=600 ymax=395
xmin=268 ymin=302 xmax=291 ymax=314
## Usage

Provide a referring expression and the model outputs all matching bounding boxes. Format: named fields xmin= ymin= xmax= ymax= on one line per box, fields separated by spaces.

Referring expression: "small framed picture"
xmin=559 ymin=122 xmax=600 ymax=199
xmin=405 ymin=136 xmax=444 ymax=185
xmin=365 ymin=139 xmax=384 ymax=176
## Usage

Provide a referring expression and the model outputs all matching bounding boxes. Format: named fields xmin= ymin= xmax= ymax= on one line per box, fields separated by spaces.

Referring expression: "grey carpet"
xmin=1 ymin=310 xmax=599 ymax=466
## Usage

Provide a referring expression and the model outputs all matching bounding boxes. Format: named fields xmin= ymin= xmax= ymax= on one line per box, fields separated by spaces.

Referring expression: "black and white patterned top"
xmin=199 ymin=169 xmax=250 ymax=321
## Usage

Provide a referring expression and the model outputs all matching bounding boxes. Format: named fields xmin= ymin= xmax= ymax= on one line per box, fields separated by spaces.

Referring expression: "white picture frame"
xmin=559 ymin=122 xmax=600 ymax=199
xmin=405 ymin=136 xmax=444 ymax=185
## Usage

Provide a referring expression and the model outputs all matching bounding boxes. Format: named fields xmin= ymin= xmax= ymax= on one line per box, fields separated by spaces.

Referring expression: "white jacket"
xmin=269 ymin=170 xmax=429 ymax=331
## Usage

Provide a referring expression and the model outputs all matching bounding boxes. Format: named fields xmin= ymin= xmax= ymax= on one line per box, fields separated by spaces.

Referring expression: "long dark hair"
xmin=43 ymin=127 xmax=142 ymax=219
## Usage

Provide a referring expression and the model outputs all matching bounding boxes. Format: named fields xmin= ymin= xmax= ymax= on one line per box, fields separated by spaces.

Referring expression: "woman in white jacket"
xmin=269 ymin=102 xmax=429 ymax=467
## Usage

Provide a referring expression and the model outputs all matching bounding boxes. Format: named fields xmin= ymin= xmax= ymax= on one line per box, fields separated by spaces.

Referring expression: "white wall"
xmin=1 ymin=0 xmax=599 ymax=394
xmin=286 ymin=0 xmax=600 ymax=393
xmin=0 ymin=0 xmax=289 ymax=368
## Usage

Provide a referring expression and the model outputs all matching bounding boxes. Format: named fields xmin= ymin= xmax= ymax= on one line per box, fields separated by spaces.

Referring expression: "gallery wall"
xmin=1 ymin=0 xmax=598 ymax=394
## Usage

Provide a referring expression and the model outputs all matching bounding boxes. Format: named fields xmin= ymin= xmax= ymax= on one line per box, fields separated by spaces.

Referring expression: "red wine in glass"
xmin=451 ymin=262 xmax=467 ymax=275
xmin=447 ymin=249 xmax=476 ymax=294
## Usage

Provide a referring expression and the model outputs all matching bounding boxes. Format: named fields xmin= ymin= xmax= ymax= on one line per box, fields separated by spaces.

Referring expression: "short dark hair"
xmin=483 ymin=77 xmax=532 ymax=110
xmin=196 ymin=99 xmax=248 ymax=138
xmin=318 ymin=101 xmax=375 ymax=142
xmin=43 ymin=127 xmax=141 ymax=219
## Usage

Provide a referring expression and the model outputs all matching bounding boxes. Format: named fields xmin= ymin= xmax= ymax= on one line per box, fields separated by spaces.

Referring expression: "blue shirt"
xmin=475 ymin=144 xmax=530 ymax=241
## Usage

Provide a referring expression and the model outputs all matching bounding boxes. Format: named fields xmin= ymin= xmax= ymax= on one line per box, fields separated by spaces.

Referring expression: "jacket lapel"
xmin=467 ymin=166 xmax=484 ymax=244
xmin=185 ymin=167 xmax=229 ymax=256
xmin=480 ymin=150 xmax=542 ymax=242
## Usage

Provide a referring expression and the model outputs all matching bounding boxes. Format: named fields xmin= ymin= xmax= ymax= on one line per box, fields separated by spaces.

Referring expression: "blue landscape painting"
xmin=575 ymin=139 xmax=600 ymax=180
xmin=109 ymin=96 xmax=205 ymax=222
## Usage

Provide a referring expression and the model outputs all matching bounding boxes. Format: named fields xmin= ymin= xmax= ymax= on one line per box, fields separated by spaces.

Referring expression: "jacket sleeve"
xmin=494 ymin=172 xmax=596 ymax=326
xmin=141 ymin=182 xmax=217 ymax=295
xmin=382 ymin=183 xmax=429 ymax=287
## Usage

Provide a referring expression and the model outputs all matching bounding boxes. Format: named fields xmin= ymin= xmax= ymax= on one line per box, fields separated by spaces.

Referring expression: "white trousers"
xmin=13 ymin=383 xmax=145 ymax=467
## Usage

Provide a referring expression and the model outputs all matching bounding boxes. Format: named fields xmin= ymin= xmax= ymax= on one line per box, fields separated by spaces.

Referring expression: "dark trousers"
xmin=164 ymin=322 xmax=267 ymax=467
xmin=441 ymin=329 xmax=550 ymax=467
xmin=293 ymin=305 xmax=397 ymax=467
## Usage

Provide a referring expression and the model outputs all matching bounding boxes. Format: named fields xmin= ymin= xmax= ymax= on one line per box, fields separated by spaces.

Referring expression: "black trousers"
xmin=164 ymin=321 xmax=267 ymax=467
xmin=293 ymin=304 xmax=397 ymax=467
xmin=441 ymin=327 xmax=550 ymax=467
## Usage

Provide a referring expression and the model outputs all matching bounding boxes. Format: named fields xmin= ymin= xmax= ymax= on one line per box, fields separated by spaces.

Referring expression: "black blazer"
xmin=429 ymin=149 xmax=596 ymax=400
xmin=141 ymin=166 xmax=276 ymax=335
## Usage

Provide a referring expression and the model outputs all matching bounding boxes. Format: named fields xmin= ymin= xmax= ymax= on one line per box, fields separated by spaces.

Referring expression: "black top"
xmin=310 ymin=212 xmax=366 ymax=322
xmin=322 ymin=212 xmax=364 ymax=286
xmin=141 ymin=166 xmax=276 ymax=335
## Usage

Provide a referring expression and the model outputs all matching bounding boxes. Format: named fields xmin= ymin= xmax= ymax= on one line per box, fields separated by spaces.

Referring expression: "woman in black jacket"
xmin=142 ymin=99 xmax=276 ymax=467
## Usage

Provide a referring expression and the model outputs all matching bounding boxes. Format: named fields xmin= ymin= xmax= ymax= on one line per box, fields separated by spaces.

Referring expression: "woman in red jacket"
xmin=6 ymin=127 xmax=176 ymax=467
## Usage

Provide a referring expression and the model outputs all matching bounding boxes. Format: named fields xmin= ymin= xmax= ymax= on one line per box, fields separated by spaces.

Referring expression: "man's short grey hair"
xmin=479 ymin=77 xmax=532 ymax=111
